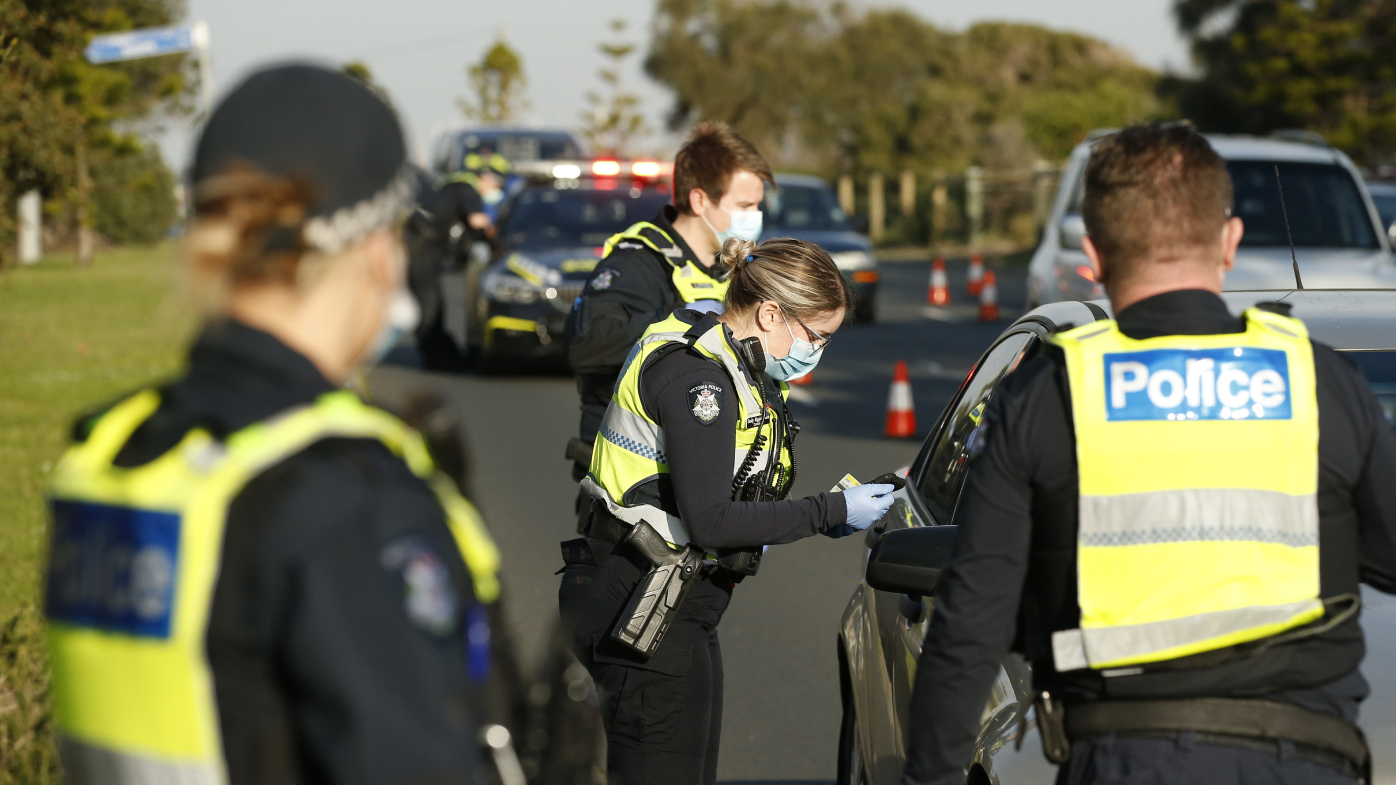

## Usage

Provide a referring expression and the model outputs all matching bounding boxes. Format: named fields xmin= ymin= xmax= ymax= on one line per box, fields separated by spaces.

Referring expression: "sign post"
xmin=85 ymin=21 xmax=213 ymax=114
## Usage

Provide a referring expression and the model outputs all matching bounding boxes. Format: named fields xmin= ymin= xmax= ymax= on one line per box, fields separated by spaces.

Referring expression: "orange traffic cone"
xmin=884 ymin=360 xmax=917 ymax=438
xmin=927 ymin=258 xmax=950 ymax=306
xmin=788 ymin=370 xmax=814 ymax=386
xmin=966 ymin=254 xmax=985 ymax=296
xmin=978 ymin=269 xmax=1000 ymax=322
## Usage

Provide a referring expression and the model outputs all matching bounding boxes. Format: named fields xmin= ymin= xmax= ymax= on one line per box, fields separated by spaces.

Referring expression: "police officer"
xmin=560 ymin=237 xmax=897 ymax=785
xmin=439 ymin=151 xmax=498 ymax=246
xmin=43 ymin=64 xmax=508 ymax=784
xmin=405 ymin=165 xmax=468 ymax=371
xmin=902 ymin=123 xmax=1396 ymax=785
xmin=564 ymin=122 xmax=773 ymax=484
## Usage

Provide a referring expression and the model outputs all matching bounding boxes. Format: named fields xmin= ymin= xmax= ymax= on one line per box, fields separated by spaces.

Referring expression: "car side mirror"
xmin=866 ymin=525 xmax=958 ymax=596
xmin=1059 ymin=214 xmax=1086 ymax=251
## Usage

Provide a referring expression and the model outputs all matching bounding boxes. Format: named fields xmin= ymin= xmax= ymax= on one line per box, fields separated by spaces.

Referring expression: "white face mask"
xmin=363 ymin=288 xmax=420 ymax=367
xmin=702 ymin=205 xmax=763 ymax=245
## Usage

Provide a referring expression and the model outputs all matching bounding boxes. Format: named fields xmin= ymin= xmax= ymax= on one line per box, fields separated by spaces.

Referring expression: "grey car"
xmin=1027 ymin=134 xmax=1395 ymax=308
xmin=838 ymin=289 xmax=1396 ymax=785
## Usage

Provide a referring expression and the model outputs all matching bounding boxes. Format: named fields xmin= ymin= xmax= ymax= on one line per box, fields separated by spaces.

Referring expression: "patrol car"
xmin=1028 ymin=133 xmax=1395 ymax=308
xmin=763 ymin=174 xmax=879 ymax=322
xmin=457 ymin=161 xmax=672 ymax=368
xmin=836 ymin=289 xmax=1396 ymax=785
xmin=429 ymin=127 xmax=585 ymax=178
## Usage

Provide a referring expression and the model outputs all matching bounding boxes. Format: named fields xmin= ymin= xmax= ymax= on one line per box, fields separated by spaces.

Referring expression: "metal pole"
xmin=192 ymin=21 xmax=213 ymax=116
xmin=965 ymin=166 xmax=984 ymax=250
xmin=18 ymin=190 xmax=41 ymax=264
xmin=868 ymin=172 xmax=884 ymax=244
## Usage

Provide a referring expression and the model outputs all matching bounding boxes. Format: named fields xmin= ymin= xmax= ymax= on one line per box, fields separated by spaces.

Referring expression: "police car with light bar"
xmin=456 ymin=159 xmax=673 ymax=369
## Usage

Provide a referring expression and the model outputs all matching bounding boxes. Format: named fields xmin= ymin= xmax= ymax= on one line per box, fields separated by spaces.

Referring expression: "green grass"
xmin=0 ymin=245 xmax=194 ymax=780
xmin=0 ymin=245 xmax=193 ymax=614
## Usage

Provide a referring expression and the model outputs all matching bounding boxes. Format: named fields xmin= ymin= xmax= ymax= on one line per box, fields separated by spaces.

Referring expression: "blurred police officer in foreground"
xmin=564 ymin=122 xmax=773 ymax=485
xmin=43 ymin=64 xmax=507 ymax=784
xmin=902 ymin=123 xmax=1396 ymax=785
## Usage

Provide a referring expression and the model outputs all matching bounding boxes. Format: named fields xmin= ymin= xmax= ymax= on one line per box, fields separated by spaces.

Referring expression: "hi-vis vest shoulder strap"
xmin=44 ymin=389 xmax=500 ymax=783
xmin=581 ymin=312 xmax=789 ymax=547
xmin=601 ymin=221 xmax=730 ymax=304
xmin=1049 ymin=308 xmax=1323 ymax=672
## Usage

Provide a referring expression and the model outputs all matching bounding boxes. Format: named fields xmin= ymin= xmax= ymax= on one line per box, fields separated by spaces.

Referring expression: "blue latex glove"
xmin=687 ymin=299 xmax=724 ymax=315
xmin=840 ymin=483 xmax=896 ymax=531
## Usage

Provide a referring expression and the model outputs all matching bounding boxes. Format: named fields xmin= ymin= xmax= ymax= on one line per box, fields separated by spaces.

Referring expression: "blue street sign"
xmin=85 ymin=25 xmax=195 ymax=64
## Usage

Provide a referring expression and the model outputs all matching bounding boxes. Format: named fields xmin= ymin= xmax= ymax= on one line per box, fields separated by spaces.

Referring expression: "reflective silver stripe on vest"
xmin=580 ymin=476 xmax=692 ymax=547
xmin=732 ymin=446 xmax=777 ymax=476
xmin=1051 ymin=598 xmax=1323 ymax=672
xmin=600 ymin=405 xmax=667 ymax=464
xmin=1079 ymin=488 xmax=1318 ymax=548
xmin=59 ymin=735 xmax=220 ymax=785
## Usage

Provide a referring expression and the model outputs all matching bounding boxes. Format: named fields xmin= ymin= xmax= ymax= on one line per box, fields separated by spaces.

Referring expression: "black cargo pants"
xmin=1057 ymin=736 xmax=1362 ymax=784
xmin=559 ymin=539 xmax=732 ymax=785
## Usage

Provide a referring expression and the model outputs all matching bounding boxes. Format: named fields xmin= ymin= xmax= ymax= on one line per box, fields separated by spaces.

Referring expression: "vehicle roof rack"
xmin=1270 ymin=129 xmax=1330 ymax=148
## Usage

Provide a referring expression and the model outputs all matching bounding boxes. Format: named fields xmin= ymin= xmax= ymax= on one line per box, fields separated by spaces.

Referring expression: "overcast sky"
xmin=158 ymin=0 xmax=1191 ymax=170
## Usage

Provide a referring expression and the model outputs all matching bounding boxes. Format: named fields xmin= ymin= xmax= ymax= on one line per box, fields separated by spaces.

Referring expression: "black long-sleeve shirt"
xmin=903 ymin=290 xmax=1396 ymax=785
xmin=90 ymin=320 xmax=485 ymax=785
xmin=566 ymin=206 xmax=719 ymax=446
xmin=636 ymin=323 xmax=847 ymax=549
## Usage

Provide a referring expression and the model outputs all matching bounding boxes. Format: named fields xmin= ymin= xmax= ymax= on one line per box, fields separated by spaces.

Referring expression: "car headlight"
xmin=831 ymin=250 xmax=875 ymax=270
xmin=483 ymin=269 xmax=540 ymax=304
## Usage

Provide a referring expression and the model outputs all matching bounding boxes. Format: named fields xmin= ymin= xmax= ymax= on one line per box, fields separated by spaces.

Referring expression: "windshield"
xmin=460 ymin=131 xmax=582 ymax=162
xmin=1229 ymin=161 xmax=1378 ymax=249
xmin=1348 ymin=352 xmax=1396 ymax=427
xmin=765 ymin=183 xmax=850 ymax=231
xmin=501 ymin=187 xmax=671 ymax=248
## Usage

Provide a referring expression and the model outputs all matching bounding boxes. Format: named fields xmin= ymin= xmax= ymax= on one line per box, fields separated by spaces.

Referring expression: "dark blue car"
xmin=763 ymin=174 xmax=879 ymax=323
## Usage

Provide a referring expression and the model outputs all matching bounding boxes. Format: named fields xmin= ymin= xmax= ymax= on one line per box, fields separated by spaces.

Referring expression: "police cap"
xmin=192 ymin=62 xmax=412 ymax=253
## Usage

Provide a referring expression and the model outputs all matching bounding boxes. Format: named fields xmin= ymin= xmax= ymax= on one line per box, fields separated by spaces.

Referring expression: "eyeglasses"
xmin=788 ymin=312 xmax=831 ymax=351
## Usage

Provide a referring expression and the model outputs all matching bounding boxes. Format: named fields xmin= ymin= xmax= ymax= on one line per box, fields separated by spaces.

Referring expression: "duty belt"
xmin=1061 ymin=697 xmax=1370 ymax=781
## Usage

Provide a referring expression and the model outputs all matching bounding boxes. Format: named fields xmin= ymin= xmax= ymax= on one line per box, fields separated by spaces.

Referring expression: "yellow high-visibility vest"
xmin=601 ymin=221 xmax=730 ymax=304
xmin=45 ymin=389 xmax=500 ymax=782
xmin=582 ymin=312 xmax=789 ymax=547
xmin=1051 ymin=307 xmax=1323 ymax=671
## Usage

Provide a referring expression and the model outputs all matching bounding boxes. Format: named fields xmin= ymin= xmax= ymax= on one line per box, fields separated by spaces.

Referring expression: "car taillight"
xmin=592 ymin=160 xmax=621 ymax=176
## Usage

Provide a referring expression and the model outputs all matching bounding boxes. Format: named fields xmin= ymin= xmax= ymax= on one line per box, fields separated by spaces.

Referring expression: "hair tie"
xmin=745 ymin=254 xmax=754 ymax=263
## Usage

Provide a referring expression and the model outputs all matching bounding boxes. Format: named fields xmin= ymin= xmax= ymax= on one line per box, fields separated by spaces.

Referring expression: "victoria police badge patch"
xmin=591 ymin=269 xmax=618 ymax=290
xmin=689 ymin=383 xmax=724 ymax=425
xmin=381 ymin=536 xmax=459 ymax=636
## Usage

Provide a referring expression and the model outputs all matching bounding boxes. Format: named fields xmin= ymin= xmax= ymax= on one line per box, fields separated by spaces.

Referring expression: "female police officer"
xmin=43 ymin=64 xmax=504 ymax=784
xmin=560 ymin=236 xmax=897 ymax=784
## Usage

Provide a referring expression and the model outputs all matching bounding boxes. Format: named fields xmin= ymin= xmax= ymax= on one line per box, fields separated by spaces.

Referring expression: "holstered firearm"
xmin=610 ymin=521 xmax=705 ymax=658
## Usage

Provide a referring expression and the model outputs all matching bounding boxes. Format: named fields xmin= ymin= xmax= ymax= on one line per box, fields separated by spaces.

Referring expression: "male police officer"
xmin=564 ymin=121 xmax=773 ymax=483
xmin=902 ymin=123 xmax=1396 ymax=785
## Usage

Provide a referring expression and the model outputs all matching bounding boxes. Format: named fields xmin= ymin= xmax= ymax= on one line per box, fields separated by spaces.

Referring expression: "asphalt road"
xmin=368 ymin=256 xmax=1027 ymax=784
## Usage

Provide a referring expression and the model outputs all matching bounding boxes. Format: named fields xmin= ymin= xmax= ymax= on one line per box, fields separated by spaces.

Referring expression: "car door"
xmin=857 ymin=330 xmax=1040 ymax=783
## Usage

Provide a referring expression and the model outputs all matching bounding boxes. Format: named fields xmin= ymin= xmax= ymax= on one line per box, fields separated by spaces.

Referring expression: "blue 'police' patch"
xmin=46 ymin=500 xmax=180 ymax=638
xmin=1102 ymin=347 xmax=1292 ymax=422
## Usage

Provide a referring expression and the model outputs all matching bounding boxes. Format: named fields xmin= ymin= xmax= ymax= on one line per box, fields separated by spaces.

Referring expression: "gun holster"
xmin=609 ymin=522 xmax=705 ymax=658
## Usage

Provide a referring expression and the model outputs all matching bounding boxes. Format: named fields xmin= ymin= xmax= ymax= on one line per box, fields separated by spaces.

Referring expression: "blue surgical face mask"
xmin=763 ymin=314 xmax=823 ymax=381
xmin=702 ymin=206 xmax=763 ymax=245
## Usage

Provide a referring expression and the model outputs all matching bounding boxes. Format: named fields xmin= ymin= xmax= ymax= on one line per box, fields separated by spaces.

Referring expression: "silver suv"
xmin=1027 ymin=133 xmax=1394 ymax=307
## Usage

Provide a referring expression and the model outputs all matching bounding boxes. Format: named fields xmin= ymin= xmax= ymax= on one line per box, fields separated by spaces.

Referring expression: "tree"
xmin=579 ymin=19 xmax=650 ymax=157
xmin=458 ymin=37 xmax=528 ymax=124
xmin=0 ymin=0 xmax=192 ymax=268
xmin=1170 ymin=0 xmax=1396 ymax=165
xmin=645 ymin=1 xmax=1163 ymax=178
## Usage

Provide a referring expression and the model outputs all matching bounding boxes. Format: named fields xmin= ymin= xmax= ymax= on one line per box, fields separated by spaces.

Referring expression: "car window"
xmin=1369 ymin=192 xmax=1396 ymax=229
xmin=764 ymin=184 xmax=850 ymax=231
xmin=1346 ymin=351 xmax=1396 ymax=427
xmin=1229 ymin=161 xmax=1378 ymax=249
xmin=916 ymin=332 xmax=1037 ymax=522
xmin=501 ymin=187 xmax=671 ymax=248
